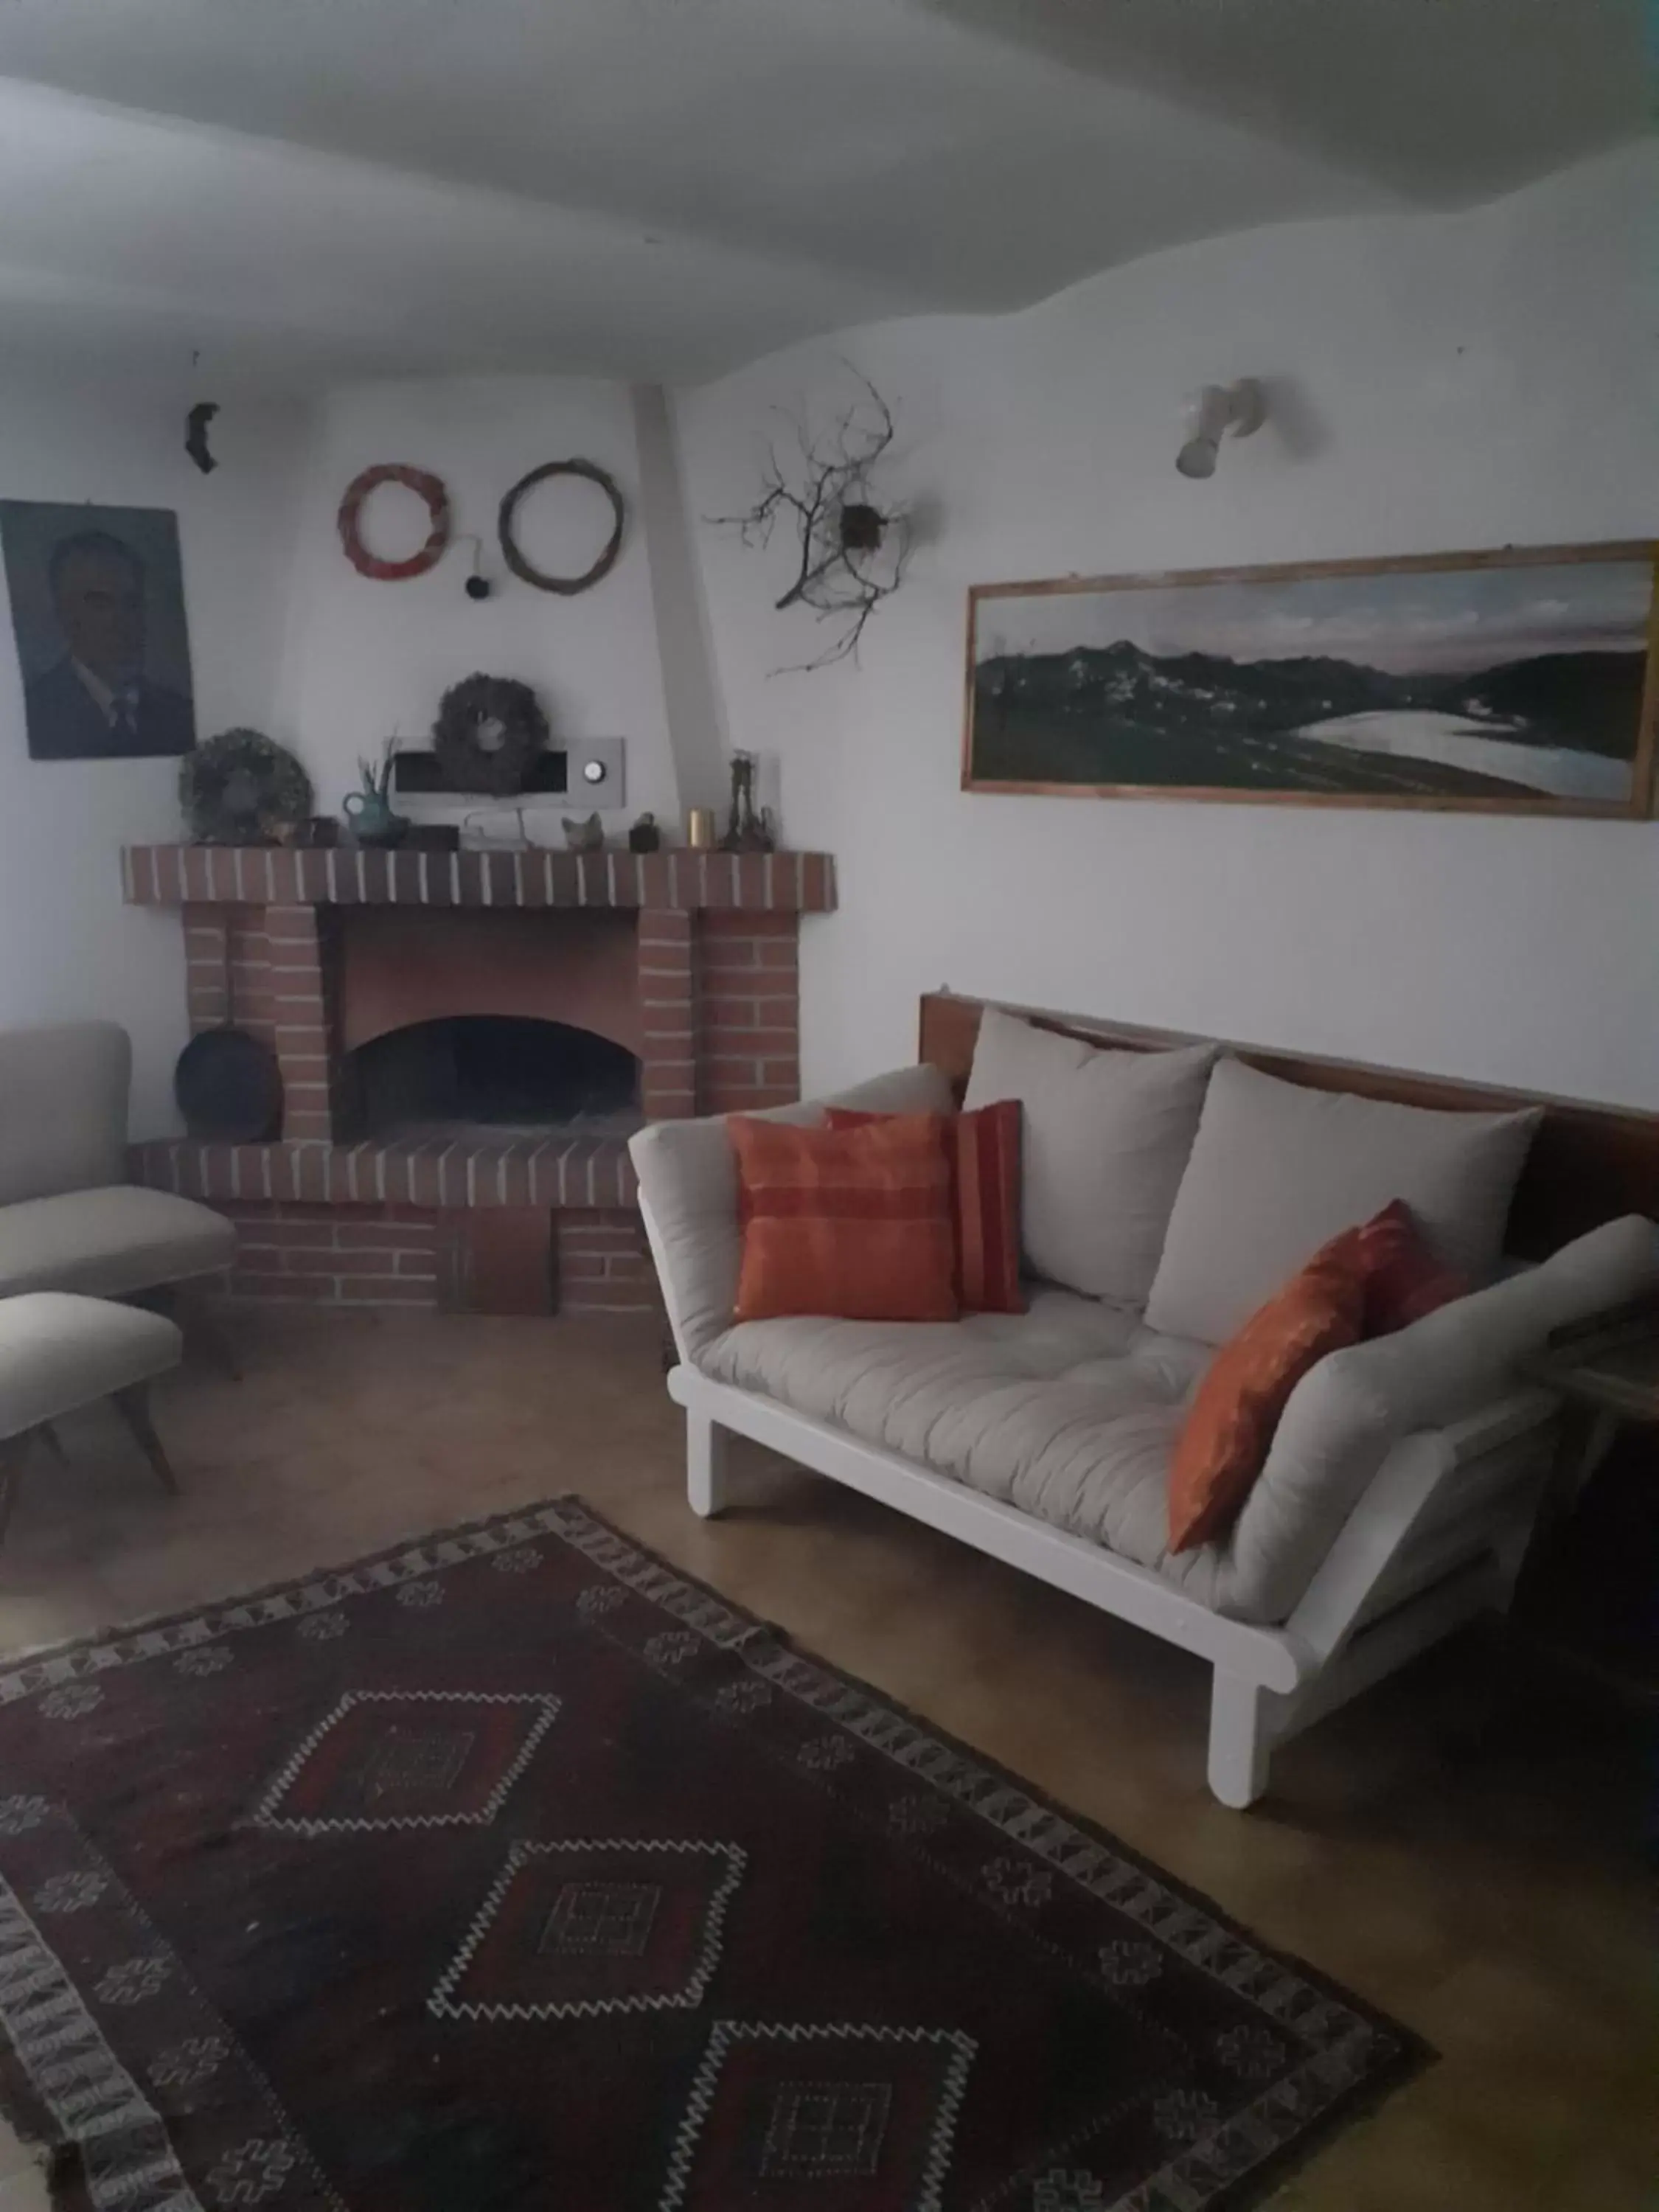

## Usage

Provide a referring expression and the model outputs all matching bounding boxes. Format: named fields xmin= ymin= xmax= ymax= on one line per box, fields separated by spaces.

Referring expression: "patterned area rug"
xmin=0 ymin=1500 xmax=1425 ymax=2210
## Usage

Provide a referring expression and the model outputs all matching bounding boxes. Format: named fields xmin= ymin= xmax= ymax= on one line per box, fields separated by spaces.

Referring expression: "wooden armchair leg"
xmin=114 ymin=1386 xmax=180 ymax=1497
xmin=0 ymin=1436 xmax=29 ymax=1545
xmin=177 ymin=1288 xmax=241 ymax=1382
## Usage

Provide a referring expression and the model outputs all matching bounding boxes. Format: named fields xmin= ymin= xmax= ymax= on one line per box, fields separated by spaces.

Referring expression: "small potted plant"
xmin=342 ymin=738 xmax=410 ymax=848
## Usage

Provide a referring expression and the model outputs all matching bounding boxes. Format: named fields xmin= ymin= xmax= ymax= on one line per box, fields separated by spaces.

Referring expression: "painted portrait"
xmin=1 ymin=500 xmax=196 ymax=760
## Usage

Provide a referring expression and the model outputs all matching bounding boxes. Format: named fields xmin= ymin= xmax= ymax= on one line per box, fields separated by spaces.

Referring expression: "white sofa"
xmin=631 ymin=1037 xmax=1656 ymax=1808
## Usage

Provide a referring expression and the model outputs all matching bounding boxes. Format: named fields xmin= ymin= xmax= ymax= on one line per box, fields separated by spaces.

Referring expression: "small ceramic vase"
xmin=342 ymin=792 xmax=409 ymax=848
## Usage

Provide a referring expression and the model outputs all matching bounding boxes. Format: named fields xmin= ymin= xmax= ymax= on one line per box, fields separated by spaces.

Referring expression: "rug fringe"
xmin=0 ymin=1495 xmax=583 ymax=1672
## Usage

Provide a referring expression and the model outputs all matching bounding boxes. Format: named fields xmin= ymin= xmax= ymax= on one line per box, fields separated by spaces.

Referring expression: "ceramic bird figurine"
xmin=563 ymin=812 xmax=605 ymax=852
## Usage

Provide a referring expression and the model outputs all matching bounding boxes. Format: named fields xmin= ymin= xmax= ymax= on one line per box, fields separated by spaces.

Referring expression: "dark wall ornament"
xmin=338 ymin=465 xmax=452 ymax=581
xmin=180 ymin=728 xmax=313 ymax=844
xmin=432 ymin=673 xmax=549 ymax=797
xmin=710 ymin=372 xmax=912 ymax=672
xmin=184 ymin=402 xmax=219 ymax=475
xmin=497 ymin=459 xmax=625 ymax=596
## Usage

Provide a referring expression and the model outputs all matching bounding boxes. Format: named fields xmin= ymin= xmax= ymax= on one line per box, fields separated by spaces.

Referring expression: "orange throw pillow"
xmin=827 ymin=1100 xmax=1023 ymax=1315
xmin=1354 ymin=1198 xmax=1469 ymax=1335
xmin=1167 ymin=1231 xmax=1366 ymax=1553
xmin=730 ymin=1113 xmax=958 ymax=1324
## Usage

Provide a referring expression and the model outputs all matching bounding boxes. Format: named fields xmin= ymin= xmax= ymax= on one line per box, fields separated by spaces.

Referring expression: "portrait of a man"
xmin=1 ymin=501 xmax=196 ymax=760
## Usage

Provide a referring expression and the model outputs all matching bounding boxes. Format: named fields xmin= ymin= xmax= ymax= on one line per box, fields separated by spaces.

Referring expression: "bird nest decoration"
xmin=710 ymin=372 xmax=912 ymax=672
xmin=179 ymin=728 xmax=313 ymax=845
xmin=432 ymin=673 xmax=549 ymax=796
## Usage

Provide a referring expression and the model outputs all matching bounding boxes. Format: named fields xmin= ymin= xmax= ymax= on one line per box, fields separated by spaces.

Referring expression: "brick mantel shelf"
xmin=124 ymin=844 xmax=834 ymax=914
xmin=122 ymin=842 xmax=833 ymax=1314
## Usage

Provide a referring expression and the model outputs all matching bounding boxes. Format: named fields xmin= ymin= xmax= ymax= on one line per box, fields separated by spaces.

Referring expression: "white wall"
xmin=4 ymin=148 xmax=1654 ymax=1144
xmin=275 ymin=378 xmax=684 ymax=833
xmin=678 ymin=145 xmax=1659 ymax=1107
xmin=0 ymin=367 xmax=705 ymax=1139
xmin=0 ymin=370 xmax=309 ymax=1135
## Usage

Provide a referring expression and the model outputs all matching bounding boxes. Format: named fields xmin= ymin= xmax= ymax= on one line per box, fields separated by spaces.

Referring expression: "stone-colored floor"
xmin=0 ymin=1310 xmax=1651 ymax=2211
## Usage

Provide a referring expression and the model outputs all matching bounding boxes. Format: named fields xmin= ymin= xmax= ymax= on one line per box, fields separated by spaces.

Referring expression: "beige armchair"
xmin=0 ymin=1022 xmax=235 ymax=1310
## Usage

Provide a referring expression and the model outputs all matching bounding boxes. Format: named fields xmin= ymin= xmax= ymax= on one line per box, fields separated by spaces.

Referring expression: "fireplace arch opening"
xmin=344 ymin=1015 xmax=641 ymax=1141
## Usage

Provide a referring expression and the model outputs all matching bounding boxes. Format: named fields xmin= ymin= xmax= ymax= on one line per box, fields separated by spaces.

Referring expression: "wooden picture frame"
xmin=962 ymin=541 xmax=1658 ymax=816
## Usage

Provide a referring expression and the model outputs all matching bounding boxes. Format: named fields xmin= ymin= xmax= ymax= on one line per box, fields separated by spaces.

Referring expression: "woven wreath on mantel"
xmin=431 ymin=673 xmax=549 ymax=796
xmin=179 ymin=728 xmax=314 ymax=844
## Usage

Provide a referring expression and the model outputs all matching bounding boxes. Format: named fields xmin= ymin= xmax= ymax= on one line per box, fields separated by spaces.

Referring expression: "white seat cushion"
xmin=0 ymin=1187 xmax=235 ymax=1300
xmin=699 ymin=1287 xmax=1267 ymax=1607
xmin=703 ymin=1215 xmax=1659 ymax=1629
xmin=0 ymin=1293 xmax=182 ymax=1439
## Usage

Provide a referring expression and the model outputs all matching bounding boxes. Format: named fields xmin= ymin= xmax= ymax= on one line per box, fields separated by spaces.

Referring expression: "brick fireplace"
xmin=122 ymin=845 xmax=834 ymax=1314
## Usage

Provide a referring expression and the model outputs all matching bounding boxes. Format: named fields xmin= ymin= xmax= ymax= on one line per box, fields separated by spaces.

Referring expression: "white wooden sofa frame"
xmin=642 ymin=992 xmax=1659 ymax=1809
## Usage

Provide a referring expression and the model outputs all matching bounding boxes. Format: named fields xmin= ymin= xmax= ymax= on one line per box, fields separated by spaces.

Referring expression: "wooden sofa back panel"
xmin=917 ymin=992 xmax=1659 ymax=1261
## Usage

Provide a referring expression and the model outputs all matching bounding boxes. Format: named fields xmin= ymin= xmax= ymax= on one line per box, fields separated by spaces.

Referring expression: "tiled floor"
xmin=0 ymin=1308 xmax=1651 ymax=2209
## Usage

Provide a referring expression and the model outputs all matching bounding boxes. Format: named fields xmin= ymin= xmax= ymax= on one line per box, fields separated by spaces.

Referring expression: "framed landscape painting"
xmin=964 ymin=543 xmax=1658 ymax=816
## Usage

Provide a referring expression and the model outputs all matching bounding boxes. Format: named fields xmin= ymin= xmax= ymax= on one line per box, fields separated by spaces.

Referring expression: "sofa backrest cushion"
xmin=962 ymin=1006 xmax=1216 ymax=1307
xmin=1145 ymin=1057 xmax=1541 ymax=1346
xmin=0 ymin=1022 xmax=130 ymax=1208
xmin=1218 ymin=1213 xmax=1658 ymax=1624
xmin=630 ymin=1062 xmax=956 ymax=1363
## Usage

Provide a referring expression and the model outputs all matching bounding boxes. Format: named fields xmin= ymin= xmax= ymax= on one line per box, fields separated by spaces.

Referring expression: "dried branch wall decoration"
xmin=712 ymin=374 xmax=911 ymax=672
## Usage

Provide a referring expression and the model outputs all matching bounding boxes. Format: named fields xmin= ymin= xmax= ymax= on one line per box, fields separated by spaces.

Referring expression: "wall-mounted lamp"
xmin=1176 ymin=380 xmax=1265 ymax=479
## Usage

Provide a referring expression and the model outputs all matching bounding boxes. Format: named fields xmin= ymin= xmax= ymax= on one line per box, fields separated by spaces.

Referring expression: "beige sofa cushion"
xmin=0 ymin=1293 xmax=181 ymax=1439
xmin=702 ymin=1282 xmax=1220 ymax=1583
xmin=630 ymin=1063 xmax=956 ymax=1363
xmin=1146 ymin=1057 xmax=1541 ymax=1345
xmin=0 ymin=1023 xmax=129 ymax=1206
xmin=963 ymin=1006 xmax=1216 ymax=1305
xmin=0 ymin=1187 xmax=236 ymax=1300
xmin=701 ymin=1215 xmax=1658 ymax=1625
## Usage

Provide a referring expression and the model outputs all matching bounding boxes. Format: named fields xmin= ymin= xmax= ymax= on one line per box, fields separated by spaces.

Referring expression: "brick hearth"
xmin=124 ymin=844 xmax=833 ymax=1314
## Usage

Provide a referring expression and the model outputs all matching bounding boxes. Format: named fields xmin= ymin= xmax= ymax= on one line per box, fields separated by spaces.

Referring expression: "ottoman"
xmin=0 ymin=1293 xmax=184 ymax=1542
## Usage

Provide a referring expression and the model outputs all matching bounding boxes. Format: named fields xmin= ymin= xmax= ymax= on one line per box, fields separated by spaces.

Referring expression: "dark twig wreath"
xmin=432 ymin=674 xmax=549 ymax=796
xmin=338 ymin=464 xmax=451 ymax=581
xmin=180 ymin=728 xmax=313 ymax=844
xmin=497 ymin=459 xmax=625 ymax=595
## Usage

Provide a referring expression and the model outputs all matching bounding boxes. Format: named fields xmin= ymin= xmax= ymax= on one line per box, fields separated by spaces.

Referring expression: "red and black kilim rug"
xmin=0 ymin=1500 xmax=1425 ymax=2210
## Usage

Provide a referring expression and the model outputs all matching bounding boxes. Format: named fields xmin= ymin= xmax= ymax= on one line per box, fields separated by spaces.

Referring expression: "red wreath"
xmin=337 ymin=464 xmax=451 ymax=581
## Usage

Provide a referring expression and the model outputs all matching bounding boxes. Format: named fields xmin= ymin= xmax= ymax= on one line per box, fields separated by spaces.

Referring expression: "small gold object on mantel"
xmin=685 ymin=807 xmax=717 ymax=849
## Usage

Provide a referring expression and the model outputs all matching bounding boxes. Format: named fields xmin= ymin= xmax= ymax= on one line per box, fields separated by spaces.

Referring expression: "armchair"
xmin=0 ymin=1022 xmax=235 ymax=1312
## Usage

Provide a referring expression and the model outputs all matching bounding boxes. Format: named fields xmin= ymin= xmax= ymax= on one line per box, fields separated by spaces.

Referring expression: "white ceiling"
xmin=0 ymin=0 xmax=1641 ymax=389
